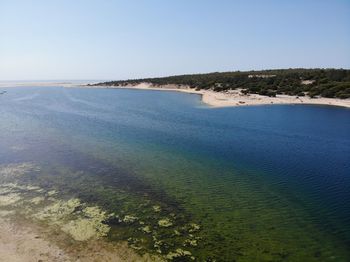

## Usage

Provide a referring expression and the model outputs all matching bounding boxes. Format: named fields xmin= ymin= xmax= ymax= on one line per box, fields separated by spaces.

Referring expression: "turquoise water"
xmin=0 ymin=86 xmax=349 ymax=261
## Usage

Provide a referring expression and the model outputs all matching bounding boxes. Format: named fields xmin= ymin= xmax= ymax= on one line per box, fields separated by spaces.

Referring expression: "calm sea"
xmin=0 ymin=86 xmax=349 ymax=261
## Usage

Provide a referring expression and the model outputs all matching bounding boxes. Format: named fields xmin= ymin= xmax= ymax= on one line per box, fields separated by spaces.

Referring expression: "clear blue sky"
xmin=0 ymin=0 xmax=349 ymax=80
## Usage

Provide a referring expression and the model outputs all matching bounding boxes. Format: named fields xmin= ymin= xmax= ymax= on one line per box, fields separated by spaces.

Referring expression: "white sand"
xmin=91 ymin=83 xmax=350 ymax=108
xmin=2 ymin=81 xmax=349 ymax=108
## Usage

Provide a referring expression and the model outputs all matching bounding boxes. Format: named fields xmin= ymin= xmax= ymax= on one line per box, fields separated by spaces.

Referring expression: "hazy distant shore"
xmin=0 ymin=81 xmax=90 ymax=88
xmin=85 ymin=82 xmax=350 ymax=108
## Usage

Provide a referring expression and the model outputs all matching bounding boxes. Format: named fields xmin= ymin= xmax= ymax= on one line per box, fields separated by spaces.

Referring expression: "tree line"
xmin=93 ymin=69 xmax=350 ymax=99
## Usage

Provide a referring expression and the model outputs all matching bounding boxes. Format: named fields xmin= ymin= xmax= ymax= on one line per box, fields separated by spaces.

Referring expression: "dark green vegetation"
xmin=94 ymin=68 xmax=350 ymax=99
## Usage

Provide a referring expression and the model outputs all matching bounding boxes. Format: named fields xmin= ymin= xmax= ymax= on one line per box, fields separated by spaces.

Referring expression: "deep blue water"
xmin=0 ymin=86 xmax=349 ymax=261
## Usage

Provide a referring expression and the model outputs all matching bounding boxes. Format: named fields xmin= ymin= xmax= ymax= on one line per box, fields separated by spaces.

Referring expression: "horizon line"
xmin=1 ymin=67 xmax=350 ymax=82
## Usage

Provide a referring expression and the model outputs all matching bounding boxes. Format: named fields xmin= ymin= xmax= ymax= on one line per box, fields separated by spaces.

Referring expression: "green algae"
xmin=62 ymin=217 xmax=110 ymax=241
xmin=3 ymin=155 xmax=345 ymax=261
xmin=122 ymin=215 xmax=139 ymax=224
xmin=153 ymin=205 xmax=161 ymax=212
xmin=0 ymin=165 xmax=200 ymax=259
xmin=141 ymin=225 xmax=152 ymax=234
xmin=184 ymin=238 xmax=198 ymax=247
xmin=34 ymin=198 xmax=81 ymax=222
xmin=188 ymin=223 xmax=200 ymax=233
xmin=166 ymin=248 xmax=193 ymax=260
xmin=0 ymin=177 xmax=113 ymax=242
xmin=158 ymin=218 xmax=173 ymax=228
xmin=0 ymin=157 xmax=344 ymax=262
xmin=23 ymin=165 xmax=202 ymax=258
xmin=61 ymin=206 xmax=112 ymax=241
xmin=32 ymin=198 xmax=113 ymax=241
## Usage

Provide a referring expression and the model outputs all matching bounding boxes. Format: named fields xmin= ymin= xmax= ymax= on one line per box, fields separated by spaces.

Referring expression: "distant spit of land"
xmin=90 ymin=69 xmax=350 ymax=108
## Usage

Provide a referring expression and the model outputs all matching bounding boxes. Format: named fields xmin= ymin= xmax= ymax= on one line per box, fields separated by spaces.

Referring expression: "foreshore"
xmin=0 ymin=216 xmax=159 ymax=262
xmin=1 ymin=81 xmax=349 ymax=108
xmin=86 ymin=83 xmax=350 ymax=108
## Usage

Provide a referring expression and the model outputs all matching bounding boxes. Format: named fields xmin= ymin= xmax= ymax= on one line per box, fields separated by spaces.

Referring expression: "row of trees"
xmin=94 ymin=69 xmax=350 ymax=99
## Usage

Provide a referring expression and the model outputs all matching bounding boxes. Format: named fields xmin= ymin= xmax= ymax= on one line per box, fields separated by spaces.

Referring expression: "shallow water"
xmin=0 ymin=86 xmax=349 ymax=261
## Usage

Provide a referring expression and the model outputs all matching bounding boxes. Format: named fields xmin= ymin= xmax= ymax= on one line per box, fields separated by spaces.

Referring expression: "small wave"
xmin=13 ymin=93 xmax=40 ymax=102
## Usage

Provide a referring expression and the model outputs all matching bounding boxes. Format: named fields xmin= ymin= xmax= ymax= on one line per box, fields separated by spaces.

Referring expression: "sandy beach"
xmin=86 ymin=83 xmax=350 ymax=109
xmin=1 ymin=81 xmax=349 ymax=108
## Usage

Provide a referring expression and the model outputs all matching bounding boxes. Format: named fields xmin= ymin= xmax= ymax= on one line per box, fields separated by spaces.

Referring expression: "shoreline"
xmin=1 ymin=81 xmax=350 ymax=108
xmin=0 ymin=216 xmax=160 ymax=262
xmin=85 ymin=83 xmax=350 ymax=109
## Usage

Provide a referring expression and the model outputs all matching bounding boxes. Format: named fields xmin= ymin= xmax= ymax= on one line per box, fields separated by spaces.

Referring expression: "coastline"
xmin=84 ymin=82 xmax=350 ymax=109
xmin=1 ymin=81 xmax=349 ymax=108
xmin=0 ymin=216 xmax=160 ymax=262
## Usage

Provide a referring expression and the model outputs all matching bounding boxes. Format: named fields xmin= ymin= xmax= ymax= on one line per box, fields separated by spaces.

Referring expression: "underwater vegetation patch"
xmin=8 ymin=154 xmax=343 ymax=261
xmin=158 ymin=218 xmax=173 ymax=228
xmin=0 ymin=162 xmax=203 ymax=260
xmin=0 ymin=182 xmax=113 ymax=241
xmin=61 ymin=206 xmax=112 ymax=241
